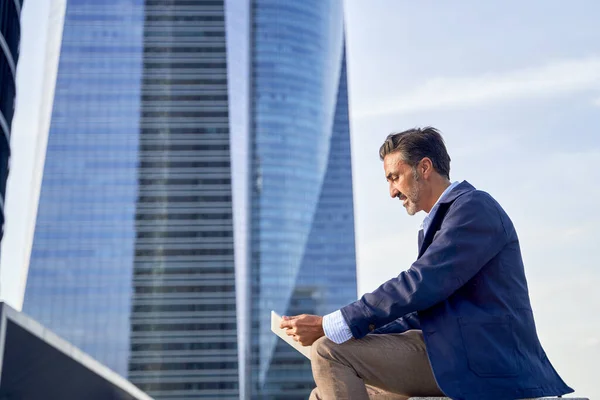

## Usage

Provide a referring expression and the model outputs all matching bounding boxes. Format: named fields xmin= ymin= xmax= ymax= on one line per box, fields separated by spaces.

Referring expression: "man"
xmin=281 ymin=127 xmax=573 ymax=400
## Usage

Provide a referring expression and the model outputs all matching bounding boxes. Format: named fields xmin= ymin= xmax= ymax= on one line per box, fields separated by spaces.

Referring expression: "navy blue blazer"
xmin=340 ymin=181 xmax=573 ymax=400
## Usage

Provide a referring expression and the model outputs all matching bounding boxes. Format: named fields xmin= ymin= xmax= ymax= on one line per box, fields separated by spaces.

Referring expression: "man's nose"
xmin=390 ymin=185 xmax=399 ymax=198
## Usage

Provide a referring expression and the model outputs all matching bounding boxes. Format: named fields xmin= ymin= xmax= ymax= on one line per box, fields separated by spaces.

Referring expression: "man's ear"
xmin=420 ymin=157 xmax=433 ymax=179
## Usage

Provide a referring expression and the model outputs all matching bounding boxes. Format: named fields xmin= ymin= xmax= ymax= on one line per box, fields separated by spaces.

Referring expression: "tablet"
xmin=270 ymin=310 xmax=312 ymax=360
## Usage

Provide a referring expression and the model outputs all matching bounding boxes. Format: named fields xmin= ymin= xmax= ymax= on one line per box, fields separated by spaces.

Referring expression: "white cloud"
xmin=593 ymin=96 xmax=600 ymax=107
xmin=355 ymin=57 xmax=600 ymax=118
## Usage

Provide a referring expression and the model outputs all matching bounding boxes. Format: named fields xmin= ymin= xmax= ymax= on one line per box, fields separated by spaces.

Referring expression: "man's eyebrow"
xmin=386 ymin=173 xmax=393 ymax=181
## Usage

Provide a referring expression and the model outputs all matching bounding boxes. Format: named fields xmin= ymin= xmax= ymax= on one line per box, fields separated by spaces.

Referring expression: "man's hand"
xmin=279 ymin=314 xmax=324 ymax=346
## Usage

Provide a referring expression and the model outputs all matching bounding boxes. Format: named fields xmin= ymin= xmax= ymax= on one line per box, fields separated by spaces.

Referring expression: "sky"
xmin=1 ymin=0 xmax=599 ymax=398
xmin=344 ymin=1 xmax=600 ymax=398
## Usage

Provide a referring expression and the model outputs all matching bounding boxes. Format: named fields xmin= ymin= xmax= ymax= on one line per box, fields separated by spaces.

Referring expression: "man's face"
xmin=384 ymin=152 xmax=423 ymax=216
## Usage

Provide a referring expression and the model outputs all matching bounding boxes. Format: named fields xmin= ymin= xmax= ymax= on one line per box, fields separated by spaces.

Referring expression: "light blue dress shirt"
xmin=322 ymin=181 xmax=460 ymax=344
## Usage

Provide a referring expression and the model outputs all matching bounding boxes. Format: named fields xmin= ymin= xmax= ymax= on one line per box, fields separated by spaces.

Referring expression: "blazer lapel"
xmin=417 ymin=181 xmax=476 ymax=259
xmin=417 ymin=204 xmax=450 ymax=259
xmin=418 ymin=229 xmax=425 ymax=254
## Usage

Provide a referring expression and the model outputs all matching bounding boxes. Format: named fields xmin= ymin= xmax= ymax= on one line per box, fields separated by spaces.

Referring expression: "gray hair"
xmin=379 ymin=127 xmax=451 ymax=179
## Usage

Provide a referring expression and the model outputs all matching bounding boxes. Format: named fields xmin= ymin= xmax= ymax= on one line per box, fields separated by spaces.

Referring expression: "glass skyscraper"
xmin=0 ymin=0 xmax=23 ymax=242
xmin=248 ymin=1 xmax=356 ymax=398
xmin=128 ymin=1 xmax=239 ymax=398
xmin=23 ymin=0 xmax=145 ymax=375
xmin=24 ymin=1 xmax=239 ymax=398
xmin=23 ymin=1 xmax=356 ymax=399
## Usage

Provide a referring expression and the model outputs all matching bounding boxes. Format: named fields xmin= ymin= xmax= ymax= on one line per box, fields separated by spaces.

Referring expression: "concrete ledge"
xmin=408 ymin=398 xmax=589 ymax=400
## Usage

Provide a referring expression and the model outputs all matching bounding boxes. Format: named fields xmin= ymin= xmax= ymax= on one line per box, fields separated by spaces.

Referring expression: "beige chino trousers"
xmin=309 ymin=330 xmax=445 ymax=400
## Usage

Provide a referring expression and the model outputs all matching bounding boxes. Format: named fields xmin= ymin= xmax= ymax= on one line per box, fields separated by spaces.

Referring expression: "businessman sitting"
xmin=280 ymin=127 xmax=573 ymax=400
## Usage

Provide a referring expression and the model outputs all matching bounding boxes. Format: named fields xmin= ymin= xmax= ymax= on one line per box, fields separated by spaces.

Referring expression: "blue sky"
xmin=1 ymin=0 xmax=598 ymax=398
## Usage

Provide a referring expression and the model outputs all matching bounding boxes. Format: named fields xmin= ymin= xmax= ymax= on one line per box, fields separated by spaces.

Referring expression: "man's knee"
xmin=311 ymin=336 xmax=339 ymax=366
xmin=308 ymin=387 xmax=321 ymax=400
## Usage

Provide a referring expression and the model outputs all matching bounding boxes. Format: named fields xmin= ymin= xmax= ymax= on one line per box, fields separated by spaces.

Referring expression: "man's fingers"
xmin=280 ymin=319 xmax=292 ymax=329
xmin=280 ymin=315 xmax=299 ymax=329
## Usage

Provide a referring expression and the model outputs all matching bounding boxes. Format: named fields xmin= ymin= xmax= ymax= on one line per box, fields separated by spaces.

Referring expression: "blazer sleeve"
xmin=372 ymin=311 xmax=421 ymax=334
xmin=341 ymin=191 xmax=508 ymax=339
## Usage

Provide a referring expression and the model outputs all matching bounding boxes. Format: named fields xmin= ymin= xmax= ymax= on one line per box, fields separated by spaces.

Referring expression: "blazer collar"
xmin=437 ymin=180 xmax=475 ymax=205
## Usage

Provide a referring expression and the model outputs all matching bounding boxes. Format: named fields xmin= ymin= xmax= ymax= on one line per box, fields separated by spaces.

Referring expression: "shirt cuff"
xmin=322 ymin=309 xmax=353 ymax=344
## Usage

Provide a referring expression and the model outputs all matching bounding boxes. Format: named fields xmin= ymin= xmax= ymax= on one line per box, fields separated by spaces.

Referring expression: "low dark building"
xmin=0 ymin=302 xmax=153 ymax=399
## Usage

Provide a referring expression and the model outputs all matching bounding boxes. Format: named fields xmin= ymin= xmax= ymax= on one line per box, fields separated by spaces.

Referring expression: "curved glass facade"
xmin=23 ymin=0 xmax=145 ymax=375
xmin=249 ymin=1 xmax=357 ymax=398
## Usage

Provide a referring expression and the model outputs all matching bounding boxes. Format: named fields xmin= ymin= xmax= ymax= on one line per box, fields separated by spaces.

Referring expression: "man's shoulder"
xmin=439 ymin=180 xmax=491 ymax=206
xmin=449 ymin=186 xmax=506 ymax=216
xmin=447 ymin=182 xmax=502 ymax=209
xmin=448 ymin=187 xmax=492 ymax=207
xmin=447 ymin=187 xmax=510 ymax=234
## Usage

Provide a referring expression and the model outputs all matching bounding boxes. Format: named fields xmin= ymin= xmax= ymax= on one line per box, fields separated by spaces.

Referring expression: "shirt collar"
xmin=420 ymin=181 xmax=460 ymax=231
